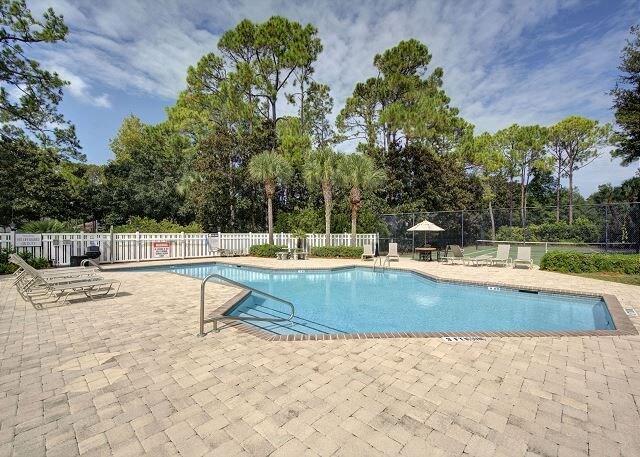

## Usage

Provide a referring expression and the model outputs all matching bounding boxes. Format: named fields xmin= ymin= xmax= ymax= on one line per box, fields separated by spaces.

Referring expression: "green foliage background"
xmin=1 ymin=4 xmax=634 ymax=249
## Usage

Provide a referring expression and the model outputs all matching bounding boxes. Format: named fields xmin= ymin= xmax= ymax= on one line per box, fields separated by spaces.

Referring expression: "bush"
xmin=20 ymin=218 xmax=77 ymax=233
xmin=249 ymin=244 xmax=286 ymax=257
xmin=113 ymin=216 xmax=203 ymax=233
xmin=0 ymin=248 xmax=51 ymax=275
xmin=540 ymin=250 xmax=640 ymax=274
xmin=496 ymin=218 xmax=600 ymax=243
xmin=310 ymin=246 xmax=364 ymax=258
xmin=496 ymin=225 xmax=523 ymax=241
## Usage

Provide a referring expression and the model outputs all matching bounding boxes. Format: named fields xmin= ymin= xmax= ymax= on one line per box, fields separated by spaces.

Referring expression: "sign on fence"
xmin=15 ymin=234 xmax=42 ymax=247
xmin=152 ymin=241 xmax=171 ymax=258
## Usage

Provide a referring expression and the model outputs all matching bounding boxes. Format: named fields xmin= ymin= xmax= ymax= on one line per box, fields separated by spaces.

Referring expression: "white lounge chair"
xmin=9 ymin=254 xmax=99 ymax=286
xmin=513 ymin=246 xmax=533 ymax=269
xmin=387 ymin=243 xmax=400 ymax=262
xmin=489 ymin=244 xmax=513 ymax=267
xmin=441 ymin=245 xmax=465 ymax=264
xmin=361 ymin=244 xmax=375 ymax=260
xmin=9 ymin=255 xmax=120 ymax=307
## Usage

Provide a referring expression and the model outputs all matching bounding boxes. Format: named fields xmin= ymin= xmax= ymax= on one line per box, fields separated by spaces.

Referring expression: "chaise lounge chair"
xmin=387 ymin=243 xmax=400 ymax=262
xmin=361 ymin=244 xmax=375 ymax=260
xmin=513 ymin=246 xmax=533 ymax=269
xmin=9 ymin=255 xmax=120 ymax=307
xmin=489 ymin=244 xmax=513 ymax=267
xmin=9 ymin=254 xmax=100 ymax=285
xmin=441 ymin=245 xmax=465 ymax=264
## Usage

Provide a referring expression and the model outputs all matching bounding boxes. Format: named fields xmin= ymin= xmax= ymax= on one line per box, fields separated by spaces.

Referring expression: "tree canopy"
xmin=3 ymin=12 xmax=629 ymax=243
xmin=0 ymin=0 xmax=80 ymax=158
xmin=611 ymin=25 xmax=640 ymax=166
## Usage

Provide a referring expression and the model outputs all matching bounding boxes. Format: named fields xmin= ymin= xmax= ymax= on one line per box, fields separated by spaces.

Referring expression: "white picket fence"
xmin=0 ymin=231 xmax=378 ymax=266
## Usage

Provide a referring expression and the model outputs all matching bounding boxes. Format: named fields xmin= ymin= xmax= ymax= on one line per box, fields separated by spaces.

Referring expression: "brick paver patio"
xmin=1 ymin=258 xmax=639 ymax=456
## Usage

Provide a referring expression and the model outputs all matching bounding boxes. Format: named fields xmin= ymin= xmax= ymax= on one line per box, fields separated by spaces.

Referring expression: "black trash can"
xmin=70 ymin=255 xmax=88 ymax=267
xmin=86 ymin=245 xmax=101 ymax=260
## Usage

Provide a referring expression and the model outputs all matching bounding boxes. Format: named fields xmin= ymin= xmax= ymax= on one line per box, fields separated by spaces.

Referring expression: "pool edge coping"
xmin=108 ymin=259 xmax=639 ymax=340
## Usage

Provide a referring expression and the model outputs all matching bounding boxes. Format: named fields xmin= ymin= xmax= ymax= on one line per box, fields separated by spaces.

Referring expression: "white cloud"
xmin=28 ymin=0 xmax=640 ymax=193
xmin=53 ymin=67 xmax=112 ymax=108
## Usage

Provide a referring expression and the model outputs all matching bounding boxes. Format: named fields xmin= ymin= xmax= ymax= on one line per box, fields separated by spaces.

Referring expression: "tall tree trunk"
xmin=265 ymin=181 xmax=275 ymax=244
xmin=568 ymin=168 xmax=574 ymax=225
xmin=351 ymin=204 xmax=358 ymax=247
xmin=489 ymin=200 xmax=496 ymax=241
xmin=229 ymin=155 xmax=235 ymax=229
xmin=267 ymin=194 xmax=273 ymax=244
xmin=508 ymin=175 xmax=514 ymax=226
xmin=300 ymin=78 xmax=305 ymax=131
xmin=555 ymin=159 xmax=562 ymax=222
xmin=248 ymin=94 xmax=253 ymax=134
xmin=350 ymin=187 xmax=361 ymax=247
xmin=322 ymin=180 xmax=332 ymax=246
xmin=270 ymin=98 xmax=277 ymax=151
xmin=520 ymin=170 xmax=527 ymax=238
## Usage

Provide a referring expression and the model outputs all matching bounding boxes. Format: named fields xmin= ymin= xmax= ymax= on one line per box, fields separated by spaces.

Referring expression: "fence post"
xmin=109 ymin=226 xmax=114 ymax=263
xmin=181 ymin=231 xmax=185 ymax=259
xmin=604 ymin=205 xmax=609 ymax=252
xmin=411 ymin=214 xmax=415 ymax=254
xmin=461 ymin=210 xmax=465 ymax=247
xmin=136 ymin=231 xmax=140 ymax=262
xmin=10 ymin=230 xmax=16 ymax=251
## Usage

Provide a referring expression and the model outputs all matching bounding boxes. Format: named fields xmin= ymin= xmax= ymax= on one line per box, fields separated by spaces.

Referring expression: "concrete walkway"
xmin=1 ymin=257 xmax=639 ymax=456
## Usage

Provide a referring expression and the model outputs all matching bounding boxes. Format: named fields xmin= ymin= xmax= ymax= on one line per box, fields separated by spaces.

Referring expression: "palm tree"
xmin=339 ymin=154 xmax=386 ymax=246
xmin=303 ymin=147 xmax=342 ymax=246
xmin=248 ymin=152 xmax=293 ymax=244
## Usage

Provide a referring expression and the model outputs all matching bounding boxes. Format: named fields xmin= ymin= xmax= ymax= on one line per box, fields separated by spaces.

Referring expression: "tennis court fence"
xmin=380 ymin=202 xmax=640 ymax=263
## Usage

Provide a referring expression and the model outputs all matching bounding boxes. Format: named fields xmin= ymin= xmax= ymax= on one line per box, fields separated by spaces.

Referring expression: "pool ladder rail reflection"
xmin=373 ymin=256 xmax=391 ymax=272
xmin=198 ymin=273 xmax=295 ymax=336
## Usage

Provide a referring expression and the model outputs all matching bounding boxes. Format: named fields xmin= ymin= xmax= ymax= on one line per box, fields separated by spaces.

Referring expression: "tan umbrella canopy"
xmin=408 ymin=220 xmax=444 ymax=254
xmin=407 ymin=220 xmax=444 ymax=232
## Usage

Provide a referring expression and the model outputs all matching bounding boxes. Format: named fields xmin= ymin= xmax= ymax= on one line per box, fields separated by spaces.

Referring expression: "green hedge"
xmin=540 ymin=251 xmax=640 ymax=274
xmin=496 ymin=218 xmax=600 ymax=243
xmin=310 ymin=246 xmax=364 ymax=258
xmin=113 ymin=216 xmax=202 ymax=233
xmin=249 ymin=244 xmax=287 ymax=258
xmin=0 ymin=249 xmax=51 ymax=275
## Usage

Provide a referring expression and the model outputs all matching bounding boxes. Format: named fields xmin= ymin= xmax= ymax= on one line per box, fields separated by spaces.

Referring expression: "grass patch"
xmin=567 ymin=271 xmax=640 ymax=286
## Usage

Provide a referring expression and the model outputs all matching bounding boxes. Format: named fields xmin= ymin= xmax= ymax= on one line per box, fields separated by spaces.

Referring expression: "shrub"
xmin=310 ymin=246 xmax=364 ymax=258
xmin=496 ymin=218 xmax=600 ymax=243
xmin=540 ymin=250 xmax=640 ymax=274
xmin=20 ymin=218 xmax=77 ymax=233
xmin=0 ymin=248 xmax=51 ymax=275
xmin=496 ymin=226 xmax=523 ymax=241
xmin=249 ymin=244 xmax=286 ymax=257
xmin=113 ymin=216 xmax=203 ymax=233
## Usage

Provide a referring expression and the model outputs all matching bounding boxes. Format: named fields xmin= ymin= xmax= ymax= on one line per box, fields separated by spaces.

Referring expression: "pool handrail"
xmin=373 ymin=256 xmax=391 ymax=272
xmin=198 ymin=273 xmax=295 ymax=336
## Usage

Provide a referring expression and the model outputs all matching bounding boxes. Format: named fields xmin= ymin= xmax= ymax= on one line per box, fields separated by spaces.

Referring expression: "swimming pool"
xmin=146 ymin=263 xmax=614 ymax=336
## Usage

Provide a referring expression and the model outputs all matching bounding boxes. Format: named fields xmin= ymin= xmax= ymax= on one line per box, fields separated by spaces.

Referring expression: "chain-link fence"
xmin=381 ymin=202 xmax=640 ymax=261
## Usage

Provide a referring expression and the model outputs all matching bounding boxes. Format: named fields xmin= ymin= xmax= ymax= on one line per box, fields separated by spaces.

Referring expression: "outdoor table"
xmin=414 ymin=247 xmax=438 ymax=261
xmin=276 ymin=251 xmax=289 ymax=260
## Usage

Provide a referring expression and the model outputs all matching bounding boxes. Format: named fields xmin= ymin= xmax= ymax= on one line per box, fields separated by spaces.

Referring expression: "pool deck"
xmin=1 ymin=256 xmax=639 ymax=456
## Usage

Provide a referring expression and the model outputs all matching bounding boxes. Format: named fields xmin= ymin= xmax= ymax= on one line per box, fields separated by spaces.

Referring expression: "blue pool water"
xmin=139 ymin=263 xmax=614 ymax=335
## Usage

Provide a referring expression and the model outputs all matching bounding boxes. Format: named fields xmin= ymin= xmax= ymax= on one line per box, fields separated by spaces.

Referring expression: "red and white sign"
xmin=152 ymin=241 xmax=171 ymax=258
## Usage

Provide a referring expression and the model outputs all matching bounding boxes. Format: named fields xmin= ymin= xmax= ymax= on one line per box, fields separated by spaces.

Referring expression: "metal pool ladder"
xmin=373 ymin=256 xmax=390 ymax=272
xmin=198 ymin=273 xmax=295 ymax=336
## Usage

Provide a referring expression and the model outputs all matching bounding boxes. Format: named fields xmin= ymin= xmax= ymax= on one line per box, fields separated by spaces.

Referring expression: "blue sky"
xmin=30 ymin=0 xmax=640 ymax=196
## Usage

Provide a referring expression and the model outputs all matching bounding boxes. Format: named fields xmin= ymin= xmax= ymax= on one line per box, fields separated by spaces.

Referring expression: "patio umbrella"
xmin=407 ymin=219 xmax=444 ymax=253
xmin=407 ymin=220 xmax=444 ymax=233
